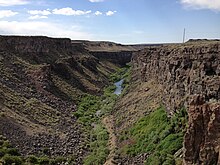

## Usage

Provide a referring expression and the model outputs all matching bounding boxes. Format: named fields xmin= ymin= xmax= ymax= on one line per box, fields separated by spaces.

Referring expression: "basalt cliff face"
xmin=132 ymin=42 xmax=220 ymax=114
xmin=184 ymin=95 xmax=220 ymax=165
xmin=0 ymin=36 xmax=73 ymax=52
xmin=120 ymin=40 xmax=220 ymax=164
xmin=90 ymin=51 xmax=133 ymax=66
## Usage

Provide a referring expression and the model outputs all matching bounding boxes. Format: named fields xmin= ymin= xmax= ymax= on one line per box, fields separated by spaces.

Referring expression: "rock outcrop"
xmin=132 ymin=42 xmax=220 ymax=114
xmin=184 ymin=95 xmax=220 ymax=165
xmin=131 ymin=40 xmax=220 ymax=164
xmin=91 ymin=51 xmax=133 ymax=66
xmin=0 ymin=35 xmax=72 ymax=53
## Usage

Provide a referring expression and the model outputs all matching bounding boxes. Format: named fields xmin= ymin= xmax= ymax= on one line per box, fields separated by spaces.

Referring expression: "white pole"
xmin=183 ymin=28 xmax=186 ymax=43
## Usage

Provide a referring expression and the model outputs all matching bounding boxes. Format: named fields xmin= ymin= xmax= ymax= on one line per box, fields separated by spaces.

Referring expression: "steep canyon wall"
xmin=132 ymin=41 xmax=220 ymax=164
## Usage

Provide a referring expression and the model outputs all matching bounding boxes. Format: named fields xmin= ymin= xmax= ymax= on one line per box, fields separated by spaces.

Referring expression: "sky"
xmin=0 ymin=0 xmax=219 ymax=44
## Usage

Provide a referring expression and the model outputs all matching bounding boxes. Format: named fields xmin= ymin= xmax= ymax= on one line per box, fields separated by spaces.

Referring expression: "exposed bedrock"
xmin=133 ymin=43 xmax=220 ymax=114
xmin=0 ymin=35 xmax=73 ymax=53
xmin=132 ymin=41 xmax=220 ymax=164
xmin=90 ymin=51 xmax=133 ymax=66
xmin=184 ymin=95 xmax=220 ymax=165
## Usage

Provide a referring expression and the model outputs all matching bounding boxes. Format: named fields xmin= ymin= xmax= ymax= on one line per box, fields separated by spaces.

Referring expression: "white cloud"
xmin=0 ymin=10 xmax=18 ymax=19
xmin=28 ymin=10 xmax=51 ymax=16
xmin=28 ymin=15 xmax=48 ymax=20
xmin=89 ymin=0 xmax=104 ymax=2
xmin=0 ymin=0 xmax=29 ymax=6
xmin=53 ymin=7 xmax=91 ymax=16
xmin=106 ymin=10 xmax=116 ymax=16
xmin=180 ymin=0 xmax=220 ymax=11
xmin=0 ymin=21 xmax=92 ymax=40
xmin=95 ymin=11 xmax=102 ymax=15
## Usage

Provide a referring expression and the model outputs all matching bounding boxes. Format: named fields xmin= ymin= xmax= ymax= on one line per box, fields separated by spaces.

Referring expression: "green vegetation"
xmin=109 ymin=64 xmax=131 ymax=97
xmin=74 ymin=90 xmax=116 ymax=165
xmin=74 ymin=95 xmax=101 ymax=126
xmin=84 ymin=124 xmax=109 ymax=165
xmin=120 ymin=65 xmax=131 ymax=96
xmin=0 ymin=135 xmax=74 ymax=165
xmin=73 ymin=65 xmax=131 ymax=165
xmin=109 ymin=64 xmax=131 ymax=83
xmin=120 ymin=107 xmax=187 ymax=164
xmin=0 ymin=135 xmax=23 ymax=165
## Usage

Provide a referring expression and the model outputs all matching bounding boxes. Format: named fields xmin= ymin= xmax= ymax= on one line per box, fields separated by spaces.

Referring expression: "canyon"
xmin=0 ymin=36 xmax=220 ymax=165
xmin=113 ymin=40 xmax=220 ymax=164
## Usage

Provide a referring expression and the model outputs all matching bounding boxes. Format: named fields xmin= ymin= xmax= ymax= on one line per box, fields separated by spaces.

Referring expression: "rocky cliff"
xmin=90 ymin=51 xmax=133 ymax=66
xmin=132 ymin=41 xmax=220 ymax=114
xmin=0 ymin=35 xmax=134 ymax=164
xmin=0 ymin=36 xmax=72 ymax=53
xmin=184 ymin=95 xmax=220 ymax=165
xmin=126 ymin=40 xmax=220 ymax=164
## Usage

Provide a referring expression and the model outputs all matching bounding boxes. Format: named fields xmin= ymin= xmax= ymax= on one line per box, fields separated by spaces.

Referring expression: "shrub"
xmin=6 ymin=148 xmax=20 ymax=156
xmin=50 ymin=156 xmax=66 ymax=165
xmin=73 ymin=111 xmax=83 ymax=118
xmin=120 ymin=107 xmax=187 ymax=164
xmin=2 ymin=141 xmax=11 ymax=148
xmin=38 ymin=157 xmax=50 ymax=165
xmin=1 ymin=154 xmax=23 ymax=165
xmin=26 ymin=155 xmax=38 ymax=164
xmin=0 ymin=148 xmax=6 ymax=158
xmin=0 ymin=112 xmax=5 ymax=117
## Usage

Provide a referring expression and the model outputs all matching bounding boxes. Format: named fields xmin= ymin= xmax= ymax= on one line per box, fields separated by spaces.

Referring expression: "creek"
xmin=114 ymin=79 xmax=124 ymax=95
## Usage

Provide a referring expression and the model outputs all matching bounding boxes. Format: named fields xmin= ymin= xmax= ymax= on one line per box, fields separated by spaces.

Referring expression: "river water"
xmin=95 ymin=79 xmax=124 ymax=118
xmin=114 ymin=79 xmax=124 ymax=95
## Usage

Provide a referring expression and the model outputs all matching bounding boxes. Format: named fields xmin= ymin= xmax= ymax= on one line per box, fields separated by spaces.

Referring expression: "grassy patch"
xmin=73 ymin=92 xmax=115 ymax=165
xmin=120 ymin=107 xmax=187 ymax=164
xmin=74 ymin=66 xmax=131 ymax=165
xmin=120 ymin=65 xmax=131 ymax=96
xmin=84 ymin=124 xmax=109 ymax=165
xmin=109 ymin=64 xmax=131 ymax=83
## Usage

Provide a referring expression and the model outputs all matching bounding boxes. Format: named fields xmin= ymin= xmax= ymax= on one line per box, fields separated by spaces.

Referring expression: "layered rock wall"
xmin=0 ymin=36 xmax=133 ymax=66
xmin=132 ymin=43 xmax=220 ymax=114
xmin=184 ymin=95 xmax=220 ymax=165
xmin=132 ymin=41 xmax=220 ymax=164
xmin=0 ymin=36 xmax=73 ymax=53
xmin=90 ymin=51 xmax=133 ymax=66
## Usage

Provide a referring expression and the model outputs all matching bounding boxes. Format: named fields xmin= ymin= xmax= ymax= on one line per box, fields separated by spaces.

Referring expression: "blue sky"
xmin=0 ymin=0 xmax=219 ymax=44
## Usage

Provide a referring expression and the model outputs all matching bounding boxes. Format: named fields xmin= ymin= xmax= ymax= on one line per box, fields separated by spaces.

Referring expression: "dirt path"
xmin=102 ymin=115 xmax=117 ymax=165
